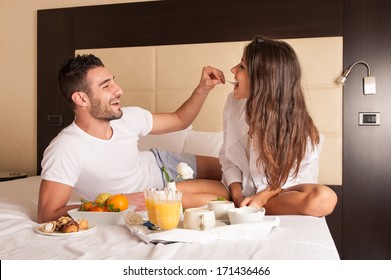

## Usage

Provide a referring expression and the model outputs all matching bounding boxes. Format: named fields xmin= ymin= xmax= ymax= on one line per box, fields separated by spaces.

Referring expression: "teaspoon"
xmin=226 ymin=80 xmax=238 ymax=86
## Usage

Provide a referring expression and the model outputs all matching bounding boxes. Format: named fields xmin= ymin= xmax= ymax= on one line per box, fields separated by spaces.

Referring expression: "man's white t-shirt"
xmin=41 ymin=107 xmax=163 ymax=200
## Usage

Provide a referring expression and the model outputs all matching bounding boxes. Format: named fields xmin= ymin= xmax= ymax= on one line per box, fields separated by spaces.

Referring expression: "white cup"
xmin=207 ymin=200 xmax=235 ymax=221
xmin=183 ymin=208 xmax=215 ymax=231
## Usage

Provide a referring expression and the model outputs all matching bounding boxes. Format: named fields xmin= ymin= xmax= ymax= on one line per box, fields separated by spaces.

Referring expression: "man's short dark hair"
xmin=57 ymin=54 xmax=104 ymax=110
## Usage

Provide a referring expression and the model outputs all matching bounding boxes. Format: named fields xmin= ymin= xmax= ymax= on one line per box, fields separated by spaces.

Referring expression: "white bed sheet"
xmin=0 ymin=176 xmax=339 ymax=260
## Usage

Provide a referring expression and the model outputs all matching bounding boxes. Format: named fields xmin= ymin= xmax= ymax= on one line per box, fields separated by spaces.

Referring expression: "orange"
xmin=106 ymin=193 xmax=129 ymax=212
xmin=80 ymin=200 xmax=94 ymax=211
xmin=90 ymin=205 xmax=108 ymax=212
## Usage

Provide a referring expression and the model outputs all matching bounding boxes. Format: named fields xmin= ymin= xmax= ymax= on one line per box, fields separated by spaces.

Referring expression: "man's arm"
xmin=37 ymin=179 xmax=79 ymax=223
xmin=151 ymin=66 xmax=225 ymax=134
xmin=124 ymin=192 xmax=147 ymax=211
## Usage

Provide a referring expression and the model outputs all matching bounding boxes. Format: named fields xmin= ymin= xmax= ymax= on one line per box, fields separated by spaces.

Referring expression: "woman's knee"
xmin=305 ymin=185 xmax=338 ymax=217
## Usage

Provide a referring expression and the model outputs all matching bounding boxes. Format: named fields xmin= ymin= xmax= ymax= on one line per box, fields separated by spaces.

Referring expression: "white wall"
xmin=0 ymin=0 xmax=154 ymax=175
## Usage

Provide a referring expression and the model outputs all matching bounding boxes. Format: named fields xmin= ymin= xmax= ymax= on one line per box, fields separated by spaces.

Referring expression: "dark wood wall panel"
xmin=342 ymin=0 xmax=391 ymax=259
xmin=37 ymin=8 xmax=76 ymax=169
xmin=71 ymin=0 xmax=342 ymax=49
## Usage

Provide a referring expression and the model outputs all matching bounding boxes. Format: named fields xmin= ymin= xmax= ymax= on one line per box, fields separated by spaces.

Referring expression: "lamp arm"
xmin=346 ymin=60 xmax=371 ymax=77
xmin=336 ymin=60 xmax=375 ymax=93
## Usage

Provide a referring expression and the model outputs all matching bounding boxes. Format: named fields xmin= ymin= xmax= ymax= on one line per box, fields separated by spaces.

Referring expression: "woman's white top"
xmin=219 ymin=92 xmax=323 ymax=196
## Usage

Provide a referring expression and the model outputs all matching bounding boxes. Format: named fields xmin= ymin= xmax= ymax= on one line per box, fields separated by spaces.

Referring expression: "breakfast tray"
xmin=125 ymin=216 xmax=280 ymax=244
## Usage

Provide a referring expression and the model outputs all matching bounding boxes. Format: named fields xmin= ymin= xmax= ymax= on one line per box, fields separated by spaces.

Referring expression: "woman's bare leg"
xmin=176 ymin=179 xmax=230 ymax=209
xmin=264 ymin=184 xmax=337 ymax=217
xmin=195 ymin=155 xmax=222 ymax=180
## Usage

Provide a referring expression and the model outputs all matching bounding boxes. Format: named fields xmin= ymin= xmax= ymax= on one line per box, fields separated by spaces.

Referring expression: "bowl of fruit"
xmin=68 ymin=192 xmax=136 ymax=225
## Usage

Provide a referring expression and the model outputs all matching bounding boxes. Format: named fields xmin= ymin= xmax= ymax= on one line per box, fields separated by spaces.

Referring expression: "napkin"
xmin=126 ymin=216 xmax=280 ymax=244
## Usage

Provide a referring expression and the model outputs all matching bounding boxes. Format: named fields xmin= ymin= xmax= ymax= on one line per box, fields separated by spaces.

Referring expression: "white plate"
xmin=35 ymin=223 xmax=97 ymax=237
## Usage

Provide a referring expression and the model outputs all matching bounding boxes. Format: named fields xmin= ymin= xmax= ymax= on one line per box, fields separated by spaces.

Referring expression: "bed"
xmin=0 ymin=128 xmax=339 ymax=260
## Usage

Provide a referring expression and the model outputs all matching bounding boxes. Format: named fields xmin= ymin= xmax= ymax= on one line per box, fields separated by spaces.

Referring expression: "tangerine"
xmin=107 ymin=193 xmax=129 ymax=212
xmin=90 ymin=205 xmax=109 ymax=212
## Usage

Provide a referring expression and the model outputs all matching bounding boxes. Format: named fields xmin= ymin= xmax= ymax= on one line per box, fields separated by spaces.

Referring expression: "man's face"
xmin=86 ymin=67 xmax=123 ymax=121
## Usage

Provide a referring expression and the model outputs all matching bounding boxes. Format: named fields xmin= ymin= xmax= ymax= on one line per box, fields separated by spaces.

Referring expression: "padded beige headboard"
xmin=77 ymin=36 xmax=342 ymax=185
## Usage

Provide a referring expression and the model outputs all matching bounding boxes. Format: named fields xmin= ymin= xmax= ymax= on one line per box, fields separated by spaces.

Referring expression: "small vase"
xmin=166 ymin=181 xmax=177 ymax=190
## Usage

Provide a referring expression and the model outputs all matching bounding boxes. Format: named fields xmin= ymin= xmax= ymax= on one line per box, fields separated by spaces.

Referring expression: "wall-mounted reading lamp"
xmin=337 ymin=60 xmax=376 ymax=95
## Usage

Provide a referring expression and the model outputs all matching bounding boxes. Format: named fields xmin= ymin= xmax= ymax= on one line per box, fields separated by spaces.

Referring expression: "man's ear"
xmin=71 ymin=92 xmax=89 ymax=107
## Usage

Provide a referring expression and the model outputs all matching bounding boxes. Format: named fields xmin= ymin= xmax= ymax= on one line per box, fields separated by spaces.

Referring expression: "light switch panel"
xmin=359 ymin=112 xmax=380 ymax=126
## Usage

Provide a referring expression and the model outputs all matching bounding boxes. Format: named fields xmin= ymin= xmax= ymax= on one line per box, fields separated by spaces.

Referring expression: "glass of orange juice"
xmin=153 ymin=189 xmax=182 ymax=231
xmin=144 ymin=188 xmax=158 ymax=226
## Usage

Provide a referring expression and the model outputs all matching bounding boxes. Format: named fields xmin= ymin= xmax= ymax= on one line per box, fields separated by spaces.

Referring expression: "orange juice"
xmin=145 ymin=197 xmax=158 ymax=225
xmin=154 ymin=200 xmax=181 ymax=230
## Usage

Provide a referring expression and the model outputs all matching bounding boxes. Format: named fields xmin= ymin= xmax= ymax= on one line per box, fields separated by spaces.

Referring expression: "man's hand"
xmin=125 ymin=192 xmax=146 ymax=211
xmin=196 ymin=66 xmax=226 ymax=93
xmin=151 ymin=66 xmax=226 ymax=134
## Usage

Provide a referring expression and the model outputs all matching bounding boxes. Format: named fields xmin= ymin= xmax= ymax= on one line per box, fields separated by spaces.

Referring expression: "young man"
xmin=37 ymin=54 xmax=228 ymax=223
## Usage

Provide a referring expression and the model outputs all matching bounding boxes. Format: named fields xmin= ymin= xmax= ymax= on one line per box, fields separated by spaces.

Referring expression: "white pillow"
xmin=183 ymin=130 xmax=223 ymax=157
xmin=138 ymin=126 xmax=192 ymax=153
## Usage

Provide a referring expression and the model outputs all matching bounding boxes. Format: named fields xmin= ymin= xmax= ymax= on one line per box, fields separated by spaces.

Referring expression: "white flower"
xmin=177 ymin=162 xmax=194 ymax=180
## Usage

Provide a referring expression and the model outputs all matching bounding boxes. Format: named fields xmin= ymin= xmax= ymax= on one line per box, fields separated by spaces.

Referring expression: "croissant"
xmin=61 ymin=220 xmax=79 ymax=233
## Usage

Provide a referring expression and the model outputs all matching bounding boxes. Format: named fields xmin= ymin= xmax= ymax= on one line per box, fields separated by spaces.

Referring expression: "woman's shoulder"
xmin=225 ymin=92 xmax=247 ymax=110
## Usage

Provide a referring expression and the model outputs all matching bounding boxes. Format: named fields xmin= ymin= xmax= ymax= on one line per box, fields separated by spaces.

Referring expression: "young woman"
xmin=179 ymin=36 xmax=337 ymax=217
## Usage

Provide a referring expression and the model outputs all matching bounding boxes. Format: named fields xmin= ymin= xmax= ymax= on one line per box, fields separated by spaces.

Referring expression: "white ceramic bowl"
xmin=227 ymin=206 xmax=265 ymax=224
xmin=207 ymin=200 xmax=235 ymax=221
xmin=68 ymin=205 xmax=137 ymax=225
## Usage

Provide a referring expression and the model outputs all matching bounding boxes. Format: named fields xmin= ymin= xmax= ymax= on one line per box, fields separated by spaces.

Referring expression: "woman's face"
xmin=230 ymin=56 xmax=250 ymax=99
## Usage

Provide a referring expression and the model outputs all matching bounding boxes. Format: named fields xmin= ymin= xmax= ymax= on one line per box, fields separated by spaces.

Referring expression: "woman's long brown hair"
xmin=244 ymin=36 xmax=319 ymax=190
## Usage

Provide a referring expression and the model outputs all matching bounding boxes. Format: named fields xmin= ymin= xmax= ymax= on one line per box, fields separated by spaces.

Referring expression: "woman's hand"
xmin=240 ymin=194 xmax=267 ymax=208
xmin=229 ymin=182 xmax=245 ymax=207
xmin=240 ymin=187 xmax=282 ymax=208
xmin=232 ymin=194 xmax=245 ymax=208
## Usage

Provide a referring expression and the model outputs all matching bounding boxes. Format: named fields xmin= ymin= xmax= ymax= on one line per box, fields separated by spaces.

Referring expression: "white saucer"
xmin=217 ymin=219 xmax=230 ymax=225
xmin=177 ymin=220 xmax=226 ymax=230
xmin=215 ymin=220 xmax=227 ymax=227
